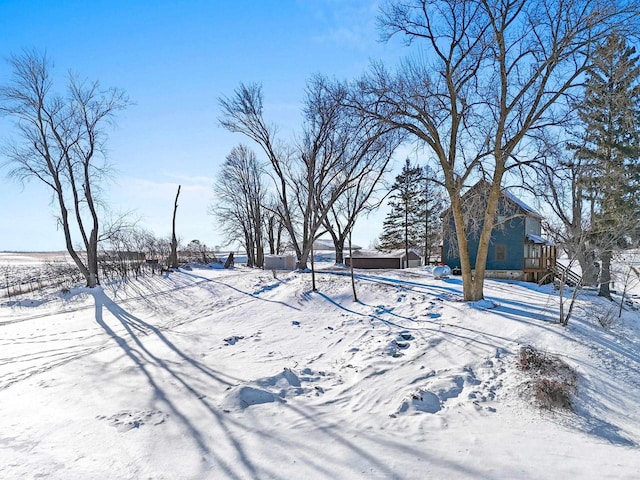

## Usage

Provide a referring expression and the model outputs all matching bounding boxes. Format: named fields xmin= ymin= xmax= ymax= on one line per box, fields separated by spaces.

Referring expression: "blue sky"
xmin=0 ymin=0 xmax=410 ymax=252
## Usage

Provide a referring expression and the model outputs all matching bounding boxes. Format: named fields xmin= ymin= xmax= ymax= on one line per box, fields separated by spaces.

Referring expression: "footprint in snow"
xmin=224 ymin=335 xmax=244 ymax=345
xmin=98 ymin=410 xmax=168 ymax=432
xmin=399 ymin=331 xmax=413 ymax=340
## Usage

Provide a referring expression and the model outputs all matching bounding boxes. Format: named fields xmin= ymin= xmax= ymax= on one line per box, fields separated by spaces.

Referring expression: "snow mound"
xmin=398 ymin=389 xmax=443 ymax=414
xmin=222 ymin=368 xmax=326 ymax=411
xmin=395 ymin=370 xmax=490 ymax=416
xmin=471 ymin=299 xmax=499 ymax=309
xmin=256 ymin=368 xmax=304 ymax=397
xmin=222 ymin=386 xmax=284 ymax=410
xmin=396 ymin=374 xmax=464 ymax=415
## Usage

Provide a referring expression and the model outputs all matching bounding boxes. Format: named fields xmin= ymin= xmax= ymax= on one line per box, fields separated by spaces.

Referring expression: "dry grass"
xmin=519 ymin=345 xmax=577 ymax=410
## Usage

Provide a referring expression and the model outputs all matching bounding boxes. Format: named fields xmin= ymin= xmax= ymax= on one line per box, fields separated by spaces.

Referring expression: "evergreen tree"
xmin=378 ymin=159 xmax=424 ymax=262
xmin=576 ymin=32 xmax=640 ymax=298
xmin=420 ymin=165 xmax=445 ymax=263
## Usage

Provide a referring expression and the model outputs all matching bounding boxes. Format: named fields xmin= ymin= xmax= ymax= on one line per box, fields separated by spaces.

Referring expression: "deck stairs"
xmin=551 ymin=263 xmax=582 ymax=287
xmin=537 ymin=262 xmax=582 ymax=287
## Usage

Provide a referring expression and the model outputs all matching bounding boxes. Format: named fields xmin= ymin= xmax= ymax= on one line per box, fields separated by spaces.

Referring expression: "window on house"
xmin=496 ymin=244 xmax=507 ymax=261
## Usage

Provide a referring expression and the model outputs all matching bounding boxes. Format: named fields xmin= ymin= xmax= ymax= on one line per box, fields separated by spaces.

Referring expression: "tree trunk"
xmin=296 ymin=240 xmax=311 ymax=270
xmin=349 ymin=229 xmax=358 ymax=302
xmin=310 ymin=240 xmax=317 ymax=291
xmin=450 ymin=197 xmax=484 ymax=301
xmin=87 ymin=228 xmax=99 ymax=287
xmin=276 ymin=222 xmax=283 ymax=254
xmin=169 ymin=185 xmax=181 ymax=269
xmin=569 ymin=233 xmax=598 ymax=286
xmin=598 ymin=250 xmax=613 ymax=299
xmin=425 ymin=205 xmax=429 ymax=264
xmin=404 ymin=199 xmax=409 ymax=269
xmin=244 ymin=229 xmax=255 ymax=267
xmin=267 ymin=217 xmax=276 ymax=255
xmin=585 ymin=257 xmax=599 ymax=287
xmin=256 ymin=244 xmax=264 ymax=268
xmin=327 ymin=229 xmax=346 ymax=265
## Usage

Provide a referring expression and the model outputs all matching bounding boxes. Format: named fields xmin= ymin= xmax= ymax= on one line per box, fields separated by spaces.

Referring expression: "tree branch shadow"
xmin=90 ymin=288 xmax=262 ymax=479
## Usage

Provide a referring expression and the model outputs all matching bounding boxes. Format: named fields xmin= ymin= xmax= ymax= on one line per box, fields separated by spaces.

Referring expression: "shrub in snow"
xmin=533 ymin=378 xmax=573 ymax=410
xmin=518 ymin=345 xmax=577 ymax=410
xmin=591 ymin=303 xmax=619 ymax=329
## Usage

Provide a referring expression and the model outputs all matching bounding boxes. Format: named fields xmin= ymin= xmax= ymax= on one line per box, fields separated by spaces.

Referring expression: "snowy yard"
xmin=1 ymin=254 xmax=639 ymax=479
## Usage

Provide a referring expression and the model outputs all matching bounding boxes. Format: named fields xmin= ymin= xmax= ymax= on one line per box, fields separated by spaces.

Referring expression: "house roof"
xmin=440 ymin=180 xmax=543 ymax=220
xmin=502 ymin=189 xmax=543 ymax=219
xmin=526 ymin=233 xmax=555 ymax=245
xmin=312 ymin=238 xmax=361 ymax=251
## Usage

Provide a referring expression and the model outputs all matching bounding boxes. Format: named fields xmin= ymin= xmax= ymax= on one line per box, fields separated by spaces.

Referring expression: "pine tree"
xmin=378 ymin=159 xmax=424 ymax=262
xmin=576 ymin=32 xmax=640 ymax=298
xmin=420 ymin=165 xmax=445 ymax=263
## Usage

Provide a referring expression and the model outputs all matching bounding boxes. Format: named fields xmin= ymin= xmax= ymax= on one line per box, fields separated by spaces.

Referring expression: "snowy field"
xmin=1 ymin=253 xmax=639 ymax=479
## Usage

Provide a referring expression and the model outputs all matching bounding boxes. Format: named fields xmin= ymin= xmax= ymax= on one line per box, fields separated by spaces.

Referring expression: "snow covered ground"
xmin=1 ymin=253 xmax=639 ymax=479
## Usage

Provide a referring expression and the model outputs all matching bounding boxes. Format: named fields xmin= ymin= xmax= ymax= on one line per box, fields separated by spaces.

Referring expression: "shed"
xmin=345 ymin=249 xmax=422 ymax=269
xmin=263 ymin=254 xmax=297 ymax=270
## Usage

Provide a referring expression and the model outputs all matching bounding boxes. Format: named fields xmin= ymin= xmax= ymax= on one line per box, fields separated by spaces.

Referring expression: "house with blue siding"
xmin=441 ymin=181 xmax=556 ymax=282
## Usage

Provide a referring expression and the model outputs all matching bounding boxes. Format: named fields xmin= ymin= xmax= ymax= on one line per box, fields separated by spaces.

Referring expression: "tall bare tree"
xmin=0 ymin=51 xmax=128 ymax=287
xmin=265 ymin=209 xmax=285 ymax=255
xmin=168 ymin=185 xmax=181 ymax=269
xmin=219 ymin=76 xmax=396 ymax=269
xmin=212 ymin=144 xmax=266 ymax=267
xmin=322 ymin=143 xmax=395 ymax=264
xmin=317 ymin=83 xmax=401 ymax=265
xmin=534 ymin=146 xmax=598 ymax=285
xmin=350 ymin=0 xmax=639 ymax=301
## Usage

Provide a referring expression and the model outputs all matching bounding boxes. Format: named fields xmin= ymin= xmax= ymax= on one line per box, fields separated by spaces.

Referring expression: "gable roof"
xmin=441 ymin=180 xmax=543 ymax=220
xmin=312 ymin=238 xmax=361 ymax=251
xmin=502 ymin=189 xmax=543 ymax=219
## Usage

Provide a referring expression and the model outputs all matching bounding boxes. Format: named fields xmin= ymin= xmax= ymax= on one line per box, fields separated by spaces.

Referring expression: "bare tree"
xmin=219 ymin=76 xmax=396 ymax=269
xmin=318 ymin=83 xmax=402 ymax=265
xmin=168 ymin=185 xmax=181 ymax=269
xmin=212 ymin=144 xmax=266 ymax=267
xmin=265 ymin=209 xmax=285 ymax=255
xmin=183 ymin=239 xmax=216 ymax=264
xmin=0 ymin=51 xmax=129 ymax=287
xmin=323 ymin=153 xmax=394 ymax=264
xmin=350 ymin=0 xmax=639 ymax=301
xmin=534 ymin=144 xmax=599 ymax=286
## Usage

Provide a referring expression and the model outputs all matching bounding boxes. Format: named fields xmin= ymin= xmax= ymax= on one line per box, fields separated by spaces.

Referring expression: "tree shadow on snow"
xmin=570 ymin=376 xmax=638 ymax=447
xmin=90 ymin=288 xmax=269 ymax=479
xmin=315 ymin=291 xmax=518 ymax=352
xmin=90 ymin=287 xmax=503 ymax=478
xmin=179 ymin=270 xmax=301 ymax=311
xmin=264 ymin=400 xmax=507 ymax=480
xmin=319 ymin=270 xmax=464 ymax=297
